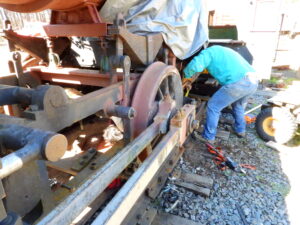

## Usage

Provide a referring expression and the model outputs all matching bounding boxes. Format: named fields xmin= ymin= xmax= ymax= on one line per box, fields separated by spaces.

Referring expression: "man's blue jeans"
xmin=203 ymin=75 xmax=258 ymax=140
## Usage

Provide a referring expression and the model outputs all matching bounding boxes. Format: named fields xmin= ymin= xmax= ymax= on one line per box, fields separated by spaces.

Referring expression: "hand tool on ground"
xmin=244 ymin=114 xmax=256 ymax=124
xmin=205 ymin=142 xmax=247 ymax=174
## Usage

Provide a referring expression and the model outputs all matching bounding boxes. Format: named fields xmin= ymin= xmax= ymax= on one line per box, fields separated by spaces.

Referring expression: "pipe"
xmin=106 ymin=105 xmax=136 ymax=119
xmin=0 ymin=125 xmax=67 ymax=178
xmin=0 ymin=0 xmax=98 ymax=13
xmin=0 ymin=85 xmax=33 ymax=106
xmin=0 ymin=142 xmax=40 ymax=178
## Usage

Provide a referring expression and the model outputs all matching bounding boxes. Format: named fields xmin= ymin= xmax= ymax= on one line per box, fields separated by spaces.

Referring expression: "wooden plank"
xmin=180 ymin=172 xmax=213 ymax=189
xmin=174 ymin=181 xmax=210 ymax=197
xmin=151 ymin=212 xmax=203 ymax=225
xmin=47 ymin=162 xmax=77 ymax=176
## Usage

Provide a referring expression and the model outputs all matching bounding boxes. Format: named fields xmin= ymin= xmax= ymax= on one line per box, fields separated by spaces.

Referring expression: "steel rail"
xmin=92 ymin=128 xmax=179 ymax=225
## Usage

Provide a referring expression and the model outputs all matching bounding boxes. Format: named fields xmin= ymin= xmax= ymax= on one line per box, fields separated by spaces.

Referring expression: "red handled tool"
xmin=205 ymin=143 xmax=255 ymax=174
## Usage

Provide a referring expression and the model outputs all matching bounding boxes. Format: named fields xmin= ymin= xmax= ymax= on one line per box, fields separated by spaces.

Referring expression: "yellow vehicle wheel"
xmin=262 ymin=116 xmax=276 ymax=136
xmin=255 ymin=107 xmax=297 ymax=144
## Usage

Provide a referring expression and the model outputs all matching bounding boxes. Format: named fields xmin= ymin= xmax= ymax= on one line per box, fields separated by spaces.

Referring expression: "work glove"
xmin=182 ymin=78 xmax=193 ymax=87
xmin=182 ymin=75 xmax=198 ymax=97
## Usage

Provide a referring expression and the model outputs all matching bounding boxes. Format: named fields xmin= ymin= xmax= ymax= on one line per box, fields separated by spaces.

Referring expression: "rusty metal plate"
xmin=43 ymin=23 xmax=107 ymax=37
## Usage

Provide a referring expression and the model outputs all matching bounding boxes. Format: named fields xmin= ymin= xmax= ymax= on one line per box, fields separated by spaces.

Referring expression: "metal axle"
xmin=0 ymin=124 xmax=67 ymax=178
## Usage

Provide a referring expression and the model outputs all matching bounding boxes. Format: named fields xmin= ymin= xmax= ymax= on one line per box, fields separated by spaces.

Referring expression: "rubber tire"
xmin=255 ymin=107 xmax=297 ymax=144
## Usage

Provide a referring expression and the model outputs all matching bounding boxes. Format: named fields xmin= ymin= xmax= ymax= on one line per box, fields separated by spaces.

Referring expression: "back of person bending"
xmin=184 ymin=45 xmax=258 ymax=144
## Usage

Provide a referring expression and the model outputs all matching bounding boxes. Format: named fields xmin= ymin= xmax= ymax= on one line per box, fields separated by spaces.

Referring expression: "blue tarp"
xmin=100 ymin=0 xmax=208 ymax=59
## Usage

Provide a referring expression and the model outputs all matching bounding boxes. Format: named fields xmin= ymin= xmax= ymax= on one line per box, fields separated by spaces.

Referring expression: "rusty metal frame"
xmin=43 ymin=23 xmax=108 ymax=37
xmin=37 ymin=104 xmax=196 ymax=225
xmin=0 ymin=81 xmax=134 ymax=131
xmin=93 ymin=129 xmax=179 ymax=225
xmin=36 ymin=122 xmax=161 ymax=225
xmin=1 ymin=28 xmax=70 ymax=63
xmin=29 ymin=67 xmax=133 ymax=87
xmin=108 ymin=26 xmax=163 ymax=66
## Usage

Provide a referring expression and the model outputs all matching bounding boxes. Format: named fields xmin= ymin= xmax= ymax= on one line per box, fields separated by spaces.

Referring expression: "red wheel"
xmin=132 ymin=62 xmax=183 ymax=136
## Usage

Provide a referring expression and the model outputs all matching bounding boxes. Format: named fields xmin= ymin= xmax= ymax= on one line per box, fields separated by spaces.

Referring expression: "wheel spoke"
xmin=148 ymin=101 xmax=159 ymax=121
xmin=168 ymin=76 xmax=176 ymax=99
xmin=157 ymin=87 xmax=164 ymax=100
xmin=162 ymin=77 xmax=170 ymax=96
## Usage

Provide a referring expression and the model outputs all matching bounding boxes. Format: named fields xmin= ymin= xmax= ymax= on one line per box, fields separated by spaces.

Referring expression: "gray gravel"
xmin=155 ymin=91 xmax=292 ymax=225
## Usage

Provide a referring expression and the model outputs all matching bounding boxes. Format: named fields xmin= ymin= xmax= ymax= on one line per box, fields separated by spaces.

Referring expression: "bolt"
xmin=90 ymin=162 xmax=97 ymax=170
xmin=157 ymin=176 xmax=162 ymax=183
xmin=174 ymin=110 xmax=182 ymax=120
xmin=128 ymin=108 xmax=136 ymax=119
xmin=29 ymin=104 xmax=39 ymax=111
xmin=136 ymin=214 xmax=142 ymax=220
xmin=191 ymin=120 xmax=200 ymax=130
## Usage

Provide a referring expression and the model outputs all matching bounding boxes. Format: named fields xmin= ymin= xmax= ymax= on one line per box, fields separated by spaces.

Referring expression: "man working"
xmin=184 ymin=45 xmax=258 ymax=144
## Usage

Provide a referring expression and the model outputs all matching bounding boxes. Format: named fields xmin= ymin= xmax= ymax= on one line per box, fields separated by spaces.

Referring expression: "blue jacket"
xmin=183 ymin=45 xmax=255 ymax=85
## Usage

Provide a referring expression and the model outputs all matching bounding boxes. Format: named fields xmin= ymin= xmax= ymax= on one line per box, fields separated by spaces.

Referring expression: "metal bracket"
xmin=109 ymin=55 xmax=132 ymax=141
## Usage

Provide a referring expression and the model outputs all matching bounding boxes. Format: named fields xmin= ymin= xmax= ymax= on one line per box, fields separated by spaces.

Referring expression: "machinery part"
xmin=0 ymin=85 xmax=33 ymax=106
xmin=106 ymin=106 xmax=136 ymax=119
xmin=38 ymin=101 xmax=196 ymax=225
xmin=0 ymin=212 xmax=22 ymax=225
xmin=0 ymin=0 xmax=103 ymax=13
xmin=132 ymin=62 xmax=183 ymax=137
xmin=170 ymin=104 xmax=197 ymax=145
xmin=36 ymin=122 xmax=161 ymax=225
xmin=92 ymin=103 xmax=196 ymax=224
xmin=0 ymin=82 xmax=127 ymax=132
xmin=2 ymin=28 xmax=70 ymax=64
xmin=109 ymin=55 xmax=131 ymax=106
xmin=0 ymin=124 xmax=67 ymax=178
xmin=255 ymin=107 xmax=297 ymax=144
xmin=92 ymin=129 xmax=179 ymax=225
xmin=108 ymin=26 xmax=163 ymax=66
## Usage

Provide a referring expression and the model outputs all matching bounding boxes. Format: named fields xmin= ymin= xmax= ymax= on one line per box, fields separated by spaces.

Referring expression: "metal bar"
xmin=43 ymin=23 xmax=107 ymax=37
xmin=37 ymin=122 xmax=160 ymax=225
xmin=0 ymin=74 xmax=18 ymax=86
xmin=0 ymin=124 xmax=67 ymax=178
xmin=29 ymin=67 xmax=140 ymax=87
xmin=92 ymin=128 xmax=179 ymax=225
xmin=0 ymin=143 xmax=40 ymax=179
xmin=35 ymin=72 xmax=111 ymax=87
xmin=0 ymin=85 xmax=33 ymax=106
xmin=0 ymin=82 xmax=124 ymax=132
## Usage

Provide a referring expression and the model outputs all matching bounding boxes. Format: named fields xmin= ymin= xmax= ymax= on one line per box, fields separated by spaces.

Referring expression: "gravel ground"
xmin=155 ymin=90 xmax=296 ymax=225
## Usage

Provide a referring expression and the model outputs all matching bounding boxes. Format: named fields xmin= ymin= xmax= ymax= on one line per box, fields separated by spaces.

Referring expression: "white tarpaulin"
xmin=100 ymin=0 xmax=208 ymax=60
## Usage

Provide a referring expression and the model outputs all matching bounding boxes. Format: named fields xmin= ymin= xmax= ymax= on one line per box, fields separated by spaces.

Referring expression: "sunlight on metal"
xmin=52 ymin=78 xmax=81 ymax=84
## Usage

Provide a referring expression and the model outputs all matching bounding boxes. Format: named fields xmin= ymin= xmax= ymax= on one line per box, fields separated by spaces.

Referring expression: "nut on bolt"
xmin=191 ymin=119 xmax=200 ymax=130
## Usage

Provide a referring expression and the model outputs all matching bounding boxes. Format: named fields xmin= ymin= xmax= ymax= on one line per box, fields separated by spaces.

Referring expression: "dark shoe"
xmin=193 ymin=131 xmax=215 ymax=144
xmin=236 ymin=132 xmax=245 ymax=138
xmin=225 ymin=125 xmax=246 ymax=138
